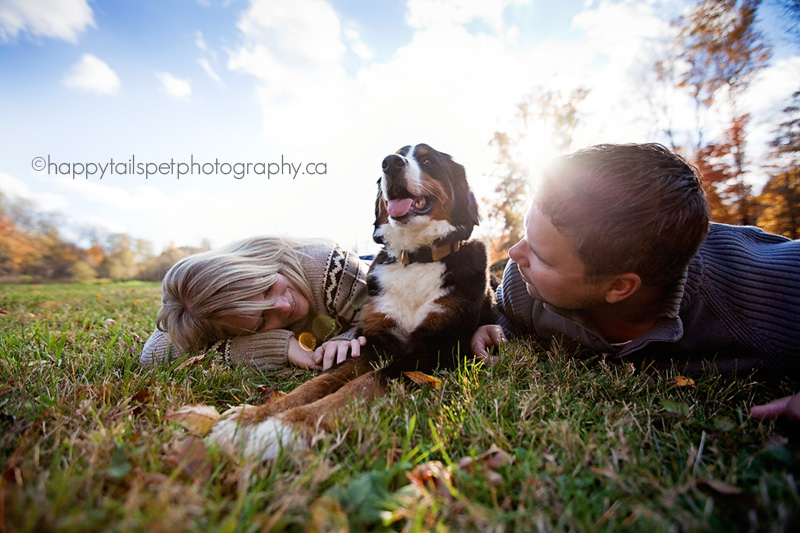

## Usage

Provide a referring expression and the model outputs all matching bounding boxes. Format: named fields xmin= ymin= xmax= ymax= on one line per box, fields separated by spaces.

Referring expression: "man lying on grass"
xmin=472 ymin=143 xmax=800 ymax=423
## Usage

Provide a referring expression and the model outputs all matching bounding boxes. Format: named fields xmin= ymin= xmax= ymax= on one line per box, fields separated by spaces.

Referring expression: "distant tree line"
xmin=0 ymin=192 xmax=208 ymax=283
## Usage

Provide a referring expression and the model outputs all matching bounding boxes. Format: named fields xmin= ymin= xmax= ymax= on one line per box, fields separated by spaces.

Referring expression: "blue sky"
xmin=1 ymin=0 xmax=798 ymax=255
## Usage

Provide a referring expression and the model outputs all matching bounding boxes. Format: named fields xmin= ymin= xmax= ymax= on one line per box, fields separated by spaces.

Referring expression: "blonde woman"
xmin=140 ymin=236 xmax=368 ymax=371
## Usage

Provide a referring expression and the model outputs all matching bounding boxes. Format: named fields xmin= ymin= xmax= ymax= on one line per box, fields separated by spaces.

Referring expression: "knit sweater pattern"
xmin=497 ymin=223 xmax=800 ymax=377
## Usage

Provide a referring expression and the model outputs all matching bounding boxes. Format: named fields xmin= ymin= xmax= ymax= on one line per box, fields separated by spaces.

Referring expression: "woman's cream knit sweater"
xmin=139 ymin=244 xmax=368 ymax=370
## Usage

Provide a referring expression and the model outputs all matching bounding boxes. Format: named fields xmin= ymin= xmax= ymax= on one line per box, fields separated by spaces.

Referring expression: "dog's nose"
xmin=382 ymin=154 xmax=407 ymax=176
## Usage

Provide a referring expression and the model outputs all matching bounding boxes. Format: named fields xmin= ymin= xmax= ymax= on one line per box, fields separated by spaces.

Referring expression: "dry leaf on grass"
xmin=406 ymin=460 xmax=454 ymax=501
xmin=403 ymin=371 xmax=442 ymax=389
xmin=164 ymin=436 xmax=213 ymax=484
xmin=254 ymin=385 xmax=288 ymax=404
xmin=667 ymin=375 xmax=696 ymax=388
xmin=308 ymin=495 xmax=350 ymax=533
xmin=164 ymin=404 xmax=220 ymax=436
xmin=455 ymin=444 xmax=514 ymax=486
xmin=174 ymin=354 xmax=207 ymax=371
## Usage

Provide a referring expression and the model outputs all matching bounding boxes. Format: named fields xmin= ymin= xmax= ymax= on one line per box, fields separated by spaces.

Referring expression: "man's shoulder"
xmin=692 ymin=223 xmax=800 ymax=289
xmin=705 ymin=223 xmax=795 ymax=246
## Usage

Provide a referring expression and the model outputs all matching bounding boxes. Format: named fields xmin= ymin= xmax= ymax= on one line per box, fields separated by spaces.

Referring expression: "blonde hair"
xmin=156 ymin=236 xmax=322 ymax=354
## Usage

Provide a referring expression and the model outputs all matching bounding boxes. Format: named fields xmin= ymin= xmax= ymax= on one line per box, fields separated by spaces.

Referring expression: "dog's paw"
xmin=207 ymin=413 xmax=308 ymax=461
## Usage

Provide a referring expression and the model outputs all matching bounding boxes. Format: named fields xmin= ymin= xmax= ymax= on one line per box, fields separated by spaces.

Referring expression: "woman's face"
xmin=217 ymin=273 xmax=310 ymax=336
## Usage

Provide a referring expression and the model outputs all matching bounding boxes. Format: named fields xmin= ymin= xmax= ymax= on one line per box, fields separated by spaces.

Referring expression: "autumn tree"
xmin=0 ymin=190 xmax=166 ymax=282
xmin=486 ymin=86 xmax=589 ymax=262
xmin=754 ymin=90 xmax=800 ymax=238
xmin=652 ymin=0 xmax=771 ymax=224
xmin=100 ymin=233 xmax=154 ymax=281
xmin=0 ymin=195 xmax=40 ymax=278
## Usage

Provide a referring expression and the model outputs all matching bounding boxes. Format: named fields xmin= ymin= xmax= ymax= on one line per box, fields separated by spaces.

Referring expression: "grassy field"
xmin=0 ymin=282 xmax=799 ymax=532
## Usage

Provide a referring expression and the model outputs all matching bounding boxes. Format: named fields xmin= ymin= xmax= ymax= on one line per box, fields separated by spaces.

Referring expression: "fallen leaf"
xmin=174 ymin=354 xmax=207 ymax=371
xmin=485 ymin=470 xmax=503 ymax=486
xmin=476 ymin=444 xmax=514 ymax=470
xmin=164 ymin=436 xmax=213 ymax=484
xmin=254 ymin=385 xmax=288 ymax=404
xmin=130 ymin=389 xmax=151 ymax=415
xmin=667 ymin=375 xmax=696 ymax=388
xmin=455 ymin=444 xmax=514 ymax=486
xmin=660 ymin=398 xmax=691 ymax=417
xmin=403 ymin=372 xmax=442 ymax=389
xmin=164 ymin=404 xmax=220 ymax=436
xmin=308 ymin=495 xmax=349 ymax=533
xmin=0 ymin=308 xmax=8 ymax=317
xmin=406 ymin=460 xmax=454 ymax=501
xmin=712 ymin=415 xmax=736 ymax=432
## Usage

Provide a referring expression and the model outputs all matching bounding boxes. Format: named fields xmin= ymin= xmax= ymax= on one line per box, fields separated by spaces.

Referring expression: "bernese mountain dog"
xmin=208 ymin=144 xmax=495 ymax=460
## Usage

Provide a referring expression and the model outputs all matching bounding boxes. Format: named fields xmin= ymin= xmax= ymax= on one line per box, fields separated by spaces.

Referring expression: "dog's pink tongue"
xmin=387 ymin=198 xmax=413 ymax=218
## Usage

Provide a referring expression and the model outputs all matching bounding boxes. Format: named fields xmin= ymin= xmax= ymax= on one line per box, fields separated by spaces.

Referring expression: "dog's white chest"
xmin=373 ymin=260 xmax=450 ymax=337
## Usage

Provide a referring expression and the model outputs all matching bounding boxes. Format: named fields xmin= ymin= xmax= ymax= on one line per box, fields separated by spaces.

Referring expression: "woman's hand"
xmin=286 ymin=337 xmax=319 ymax=369
xmin=315 ymin=337 xmax=367 ymax=370
xmin=750 ymin=392 xmax=800 ymax=423
xmin=471 ymin=324 xmax=506 ymax=363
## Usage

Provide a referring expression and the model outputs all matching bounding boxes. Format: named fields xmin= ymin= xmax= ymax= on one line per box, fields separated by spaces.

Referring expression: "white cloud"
xmin=228 ymin=0 xmax=351 ymax=148
xmin=0 ymin=171 xmax=69 ymax=211
xmin=234 ymin=0 xmax=346 ymax=66
xmin=62 ymin=54 xmax=121 ymax=95
xmin=344 ymin=28 xmax=373 ymax=60
xmin=155 ymin=72 xmax=192 ymax=100
xmin=406 ymin=0 xmax=526 ymax=34
xmin=0 ymin=0 xmax=94 ymax=43
xmin=195 ymin=30 xmax=208 ymax=51
xmin=197 ymin=57 xmax=222 ymax=83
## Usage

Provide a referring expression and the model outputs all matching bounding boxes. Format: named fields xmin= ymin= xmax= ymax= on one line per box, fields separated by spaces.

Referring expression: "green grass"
xmin=1 ymin=282 xmax=798 ymax=532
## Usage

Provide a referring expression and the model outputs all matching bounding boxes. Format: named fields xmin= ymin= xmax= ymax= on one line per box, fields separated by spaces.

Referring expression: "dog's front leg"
xmin=280 ymin=369 xmax=387 ymax=432
xmin=208 ymin=370 xmax=387 ymax=461
xmin=240 ymin=355 xmax=375 ymax=423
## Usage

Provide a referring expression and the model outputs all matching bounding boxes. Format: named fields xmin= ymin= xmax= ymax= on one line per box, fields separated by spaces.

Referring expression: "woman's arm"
xmin=139 ymin=327 xmax=296 ymax=370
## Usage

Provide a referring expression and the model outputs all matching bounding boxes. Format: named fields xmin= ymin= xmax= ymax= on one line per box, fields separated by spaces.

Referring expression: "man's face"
xmin=508 ymin=203 xmax=609 ymax=310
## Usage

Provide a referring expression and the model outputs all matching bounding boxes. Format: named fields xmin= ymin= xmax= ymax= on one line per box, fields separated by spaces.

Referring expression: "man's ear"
xmin=604 ymin=273 xmax=641 ymax=304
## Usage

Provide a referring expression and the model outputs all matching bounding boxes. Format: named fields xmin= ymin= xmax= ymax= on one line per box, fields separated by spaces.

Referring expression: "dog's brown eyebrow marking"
xmin=415 ymin=147 xmax=429 ymax=157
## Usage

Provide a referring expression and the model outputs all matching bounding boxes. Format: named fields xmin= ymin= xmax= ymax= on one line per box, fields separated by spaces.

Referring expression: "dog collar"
xmin=398 ymin=241 xmax=463 ymax=267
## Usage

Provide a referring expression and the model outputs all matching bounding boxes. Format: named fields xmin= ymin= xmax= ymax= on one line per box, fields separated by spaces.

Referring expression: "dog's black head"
xmin=373 ymin=144 xmax=480 ymax=250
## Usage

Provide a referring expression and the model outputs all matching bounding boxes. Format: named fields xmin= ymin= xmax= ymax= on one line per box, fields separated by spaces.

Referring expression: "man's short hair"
xmin=536 ymin=143 xmax=710 ymax=285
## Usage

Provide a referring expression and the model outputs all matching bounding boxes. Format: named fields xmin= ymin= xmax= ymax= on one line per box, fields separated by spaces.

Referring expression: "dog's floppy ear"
xmin=467 ymin=191 xmax=480 ymax=226
xmin=450 ymin=159 xmax=481 ymax=239
xmin=373 ymin=177 xmax=387 ymax=244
